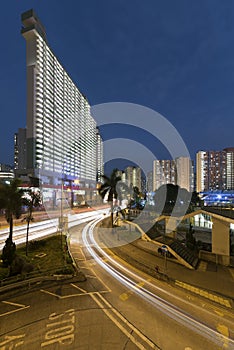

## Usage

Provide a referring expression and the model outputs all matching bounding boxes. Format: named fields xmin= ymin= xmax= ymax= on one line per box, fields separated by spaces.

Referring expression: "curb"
xmin=174 ymin=279 xmax=233 ymax=308
xmin=132 ymin=240 xmax=234 ymax=304
xmin=106 ymin=237 xmax=234 ymax=309
xmin=0 ymin=233 xmax=86 ymax=294
xmin=66 ymin=233 xmax=87 ymax=282
xmin=0 ymin=274 xmax=74 ymax=295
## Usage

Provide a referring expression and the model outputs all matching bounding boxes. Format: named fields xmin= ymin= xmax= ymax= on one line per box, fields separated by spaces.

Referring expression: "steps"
xmin=169 ymin=240 xmax=199 ymax=269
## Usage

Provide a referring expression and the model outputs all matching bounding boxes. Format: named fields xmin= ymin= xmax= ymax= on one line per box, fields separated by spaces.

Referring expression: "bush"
xmin=9 ymin=255 xmax=25 ymax=276
xmin=8 ymin=254 xmax=34 ymax=277
xmin=1 ymin=238 xmax=16 ymax=267
xmin=28 ymin=240 xmax=46 ymax=251
xmin=66 ymin=256 xmax=73 ymax=264
xmin=55 ymin=266 xmax=74 ymax=275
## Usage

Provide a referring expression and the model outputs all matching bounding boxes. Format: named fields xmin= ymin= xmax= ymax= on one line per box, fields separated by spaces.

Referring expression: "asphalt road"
xmin=0 ymin=218 xmax=233 ymax=350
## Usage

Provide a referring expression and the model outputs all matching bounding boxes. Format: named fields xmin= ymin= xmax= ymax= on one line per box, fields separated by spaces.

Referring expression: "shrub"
xmin=28 ymin=240 xmax=46 ymax=250
xmin=9 ymin=255 xmax=25 ymax=276
xmin=55 ymin=266 xmax=74 ymax=275
xmin=1 ymin=238 xmax=16 ymax=267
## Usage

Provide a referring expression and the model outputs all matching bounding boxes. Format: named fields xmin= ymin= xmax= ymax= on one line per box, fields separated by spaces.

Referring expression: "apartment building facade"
xmin=153 ymin=159 xmax=176 ymax=191
xmin=196 ymin=149 xmax=234 ymax=192
xmin=125 ymin=166 xmax=142 ymax=191
xmin=153 ymin=157 xmax=193 ymax=192
xmin=175 ymin=156 xmax=194 ymax=192
xmin=20 ymin=9 xmax=103 ymax=201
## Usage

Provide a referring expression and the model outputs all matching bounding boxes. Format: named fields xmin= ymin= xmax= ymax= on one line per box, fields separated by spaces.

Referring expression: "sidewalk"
xmin=135 ymin=239 xmax=234 ymax=302
xmin=67 ymin=222 xmax=234 ymax=309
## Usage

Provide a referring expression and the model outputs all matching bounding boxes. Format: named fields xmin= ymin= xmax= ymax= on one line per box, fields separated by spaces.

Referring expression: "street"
xmin=1 ymin=217 xmax=233 ymax=349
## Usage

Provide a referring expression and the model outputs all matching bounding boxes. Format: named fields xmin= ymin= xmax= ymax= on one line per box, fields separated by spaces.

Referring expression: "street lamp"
xmin=161 ymin=245 xmax=168 ymax=275
xmin=59 ymin=177 xmax=64 ymax=251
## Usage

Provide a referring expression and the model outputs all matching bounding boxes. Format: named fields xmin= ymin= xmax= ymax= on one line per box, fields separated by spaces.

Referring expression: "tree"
xmin=0 ymin=178 xmax=24 ymax=242
xmin=98 ymin=169 xmax=122 ymax=227
xmin=0 ymin=178 xmax=24 ymax=266
xmin=128 ymin=186 xmax=144 ymax=209
xmin=153 ymin=184 xmax=195 ymax=215
xmin=1 ymin=238 xmax=16 ymax=267
xmin=190 ymin=191 xmax=203 ymax=208
xmin=22 ymin=189 xmax=41 ymax=256
xmin=153 ymin=184 xmax=179 ymax=214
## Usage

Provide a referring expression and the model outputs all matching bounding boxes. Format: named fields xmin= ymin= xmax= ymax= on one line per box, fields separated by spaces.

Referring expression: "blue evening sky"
xmin=1 ymin=1 xmax=234 ymax=173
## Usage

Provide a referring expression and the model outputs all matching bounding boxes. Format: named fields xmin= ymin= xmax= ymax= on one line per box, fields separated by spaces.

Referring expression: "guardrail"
xmin=0 ymin=265 xmax=74 ymax=293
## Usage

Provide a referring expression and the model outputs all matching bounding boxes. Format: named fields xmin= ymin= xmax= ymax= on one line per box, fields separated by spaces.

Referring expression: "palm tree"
xmin=0 ymin=178 xmax=24 ymax=267
xmin=98 ymin=169 xmax=122 ymax=227
xmin=22 ymin=189 xmax=41 ymax=256
xmin=0 ymin=178 xmax=24 ymax=242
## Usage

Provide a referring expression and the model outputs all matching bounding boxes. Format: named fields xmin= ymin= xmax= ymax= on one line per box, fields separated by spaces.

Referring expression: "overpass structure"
xmin=154 ymin=208 xmax=234 ymax=266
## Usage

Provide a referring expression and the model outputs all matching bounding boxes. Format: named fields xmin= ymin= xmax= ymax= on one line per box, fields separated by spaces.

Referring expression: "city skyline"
xmin=1 ymin=1 xmax=234 ymax=173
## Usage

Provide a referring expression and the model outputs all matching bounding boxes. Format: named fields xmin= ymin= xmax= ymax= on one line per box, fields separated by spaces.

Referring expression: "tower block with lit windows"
xmin=20 ymin=9 xmax=103 ymax=204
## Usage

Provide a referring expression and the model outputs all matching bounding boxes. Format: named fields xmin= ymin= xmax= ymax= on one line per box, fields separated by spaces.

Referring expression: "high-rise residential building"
xmin=196 ymin=151 xmax=206 ymax=193
xmin=121 ymin=171 xmax=126 ymax=183
xmin=141 ymin=176 xmax=146 ymax=194
xmin=224 ymin=148 xmax=234 ymax=190
xmin=20 ymin=9 xmax=103 ymax=196
xmin=125 ymin=166 xmax=141 ymax=191
xmin=196 ymin=149 xmax=232 ymax=192
xmin=116 ymin=170 xmax=126 ymax=184
xmin=175 ymin=156 xmax=193 ymax=192
xmin=153 ymin=160 xmax=176 ymax=191
xmin=146 ymin=171 xmax=153 ymax=192
xmin=14 ymin=128 xmax=27 ymax=174
xmin=153 ymin=157 xmax=193 ymax=192
xmin=96 ymin=127 xmax=104 ymax=183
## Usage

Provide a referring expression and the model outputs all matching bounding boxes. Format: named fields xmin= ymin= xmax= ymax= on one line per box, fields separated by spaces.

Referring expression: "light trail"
xmin=0 ymin=209 xmax=108 ymax=250
xmin=82 ymin=217 xmax=234 ymax=349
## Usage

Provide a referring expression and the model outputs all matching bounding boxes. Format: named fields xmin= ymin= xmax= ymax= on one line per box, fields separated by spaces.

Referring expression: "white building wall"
xmin=21 ymin=11 xmax=98 ymax=186
xmin=176 ymin=156 xmax=193 ymax=192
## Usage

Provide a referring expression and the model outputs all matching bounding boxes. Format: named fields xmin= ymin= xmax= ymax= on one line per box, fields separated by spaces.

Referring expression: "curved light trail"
xmin=0 ymin=209 xmax=108 ymax=250
xmin=82 ymin=217 xmax=234 ymax=349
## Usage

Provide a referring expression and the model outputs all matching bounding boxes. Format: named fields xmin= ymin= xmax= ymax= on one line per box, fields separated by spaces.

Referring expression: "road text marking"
xmin=41 ymin=309 xmax=75 ymax=347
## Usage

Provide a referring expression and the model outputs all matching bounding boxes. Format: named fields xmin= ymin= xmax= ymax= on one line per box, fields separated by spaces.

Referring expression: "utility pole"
xmin=60 ymin=177 xmax=64 ymax=251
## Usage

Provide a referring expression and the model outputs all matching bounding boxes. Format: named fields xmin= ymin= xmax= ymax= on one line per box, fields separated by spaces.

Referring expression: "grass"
xmin=0 ymin=234 xmax=74 ymax=280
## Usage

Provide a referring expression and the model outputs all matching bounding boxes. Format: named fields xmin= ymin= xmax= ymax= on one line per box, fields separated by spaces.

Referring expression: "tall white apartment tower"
xmin=21 ymin=9 xmax=101 ymax=189
xmin=153 ymin=158 xmax=193 ymax=192
xmin=175 ymin=156 xmax=193 ymax=192
xmin=196 ymin=150 xmax=227 ymax=192
xmin=153 ymin=160 xmax=176 ymax=191
xmin=196 ymin=151 xmax=206 ymax=193
xmin=224 ymin=148 xmax=234 ymax=190
xmin=96 ymin=127 xmax=104 ymax=183
xmin=125 ymin=166 xmax=141 ymax=191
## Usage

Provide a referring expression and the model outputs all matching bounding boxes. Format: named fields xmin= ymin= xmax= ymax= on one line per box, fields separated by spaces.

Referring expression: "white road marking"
xmin=0 ymin=301 xmax=30 ymax=317
xmin=70 ymin=283 xmax=87 ymax=293
xmin=91 ymin=292 xmax=160 ymax=349
xmin=40 ymin=289 xmax=61 ymax=298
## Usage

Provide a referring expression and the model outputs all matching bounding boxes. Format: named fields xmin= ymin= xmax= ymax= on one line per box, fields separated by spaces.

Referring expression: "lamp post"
xmin=161 ymin=245 xmax=168 ymax=275
xmin=60 ymin=177 xmax=64 ymax=251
